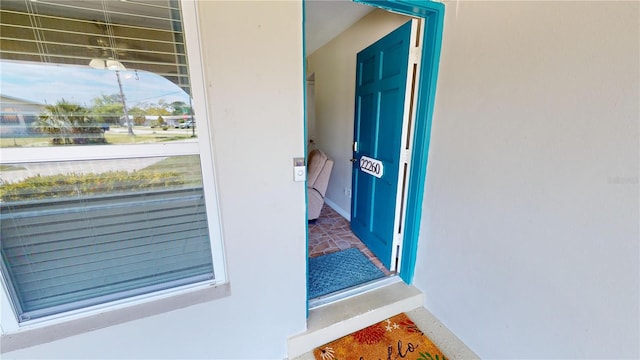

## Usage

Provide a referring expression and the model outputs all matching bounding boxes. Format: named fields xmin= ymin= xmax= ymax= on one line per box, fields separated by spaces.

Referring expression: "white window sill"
xmin=1 ymin=282 xmax=231 ymax=354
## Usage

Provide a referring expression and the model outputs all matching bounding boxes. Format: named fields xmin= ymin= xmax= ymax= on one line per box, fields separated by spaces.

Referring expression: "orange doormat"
xmin=313 ymin=313 xmax=446 ymax=360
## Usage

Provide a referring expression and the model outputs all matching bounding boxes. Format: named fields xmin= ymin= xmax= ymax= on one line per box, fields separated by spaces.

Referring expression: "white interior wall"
xmin=413 ymin=1 xmax=639 ymax=358
xmin=306 ymin=9 xmax=412 ymax=216
xmin=2 ymin=1 xmax=307 ymax=359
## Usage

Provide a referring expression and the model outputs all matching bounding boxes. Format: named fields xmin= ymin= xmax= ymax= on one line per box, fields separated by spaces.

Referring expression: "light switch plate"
xmin=293 ymin=157 xmax=305 ymax=182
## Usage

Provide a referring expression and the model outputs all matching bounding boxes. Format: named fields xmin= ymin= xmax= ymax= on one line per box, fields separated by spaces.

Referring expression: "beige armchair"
xmin=307 ymin=149 xmax=334 ymax=221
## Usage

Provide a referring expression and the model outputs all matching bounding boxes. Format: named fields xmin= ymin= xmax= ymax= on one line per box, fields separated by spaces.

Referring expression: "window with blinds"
xmin=0 ymin=0 xmax=190 ymax=92
xmin=1 ymin=0 xmax=195 ymax=141
xmin=0 ymin=1 xmax=223 ymax=324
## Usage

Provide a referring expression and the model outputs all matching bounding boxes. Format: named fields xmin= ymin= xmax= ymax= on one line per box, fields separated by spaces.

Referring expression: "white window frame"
xmin=0 ymin=0 xmax=226 ymax=336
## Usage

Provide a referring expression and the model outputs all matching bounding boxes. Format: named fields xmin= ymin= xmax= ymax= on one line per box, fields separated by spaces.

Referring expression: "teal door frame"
xmin=302 ymin=0 xmax=445 ymax=304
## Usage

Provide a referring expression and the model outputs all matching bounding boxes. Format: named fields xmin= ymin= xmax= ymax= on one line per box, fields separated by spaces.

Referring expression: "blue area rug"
xmin=308 ymin=247 xmax=385 ymax=299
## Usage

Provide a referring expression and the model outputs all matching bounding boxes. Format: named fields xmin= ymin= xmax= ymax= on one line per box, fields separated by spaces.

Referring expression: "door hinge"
xmin=401 ymin=149 xmax=411 ymax=164
xmin=410 ymin=47 xmax=421 ymax=65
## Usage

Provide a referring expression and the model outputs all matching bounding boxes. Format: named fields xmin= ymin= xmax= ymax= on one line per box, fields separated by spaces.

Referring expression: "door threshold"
xmin=308 ymin=275 xmax=401 ymax=310
xmin=289 ymin=280 xmax=423 ymax=358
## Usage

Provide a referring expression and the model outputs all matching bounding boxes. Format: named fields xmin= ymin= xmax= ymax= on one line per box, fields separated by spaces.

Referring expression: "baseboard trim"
xmin=323 ymin=198 xmax=350 ymax=221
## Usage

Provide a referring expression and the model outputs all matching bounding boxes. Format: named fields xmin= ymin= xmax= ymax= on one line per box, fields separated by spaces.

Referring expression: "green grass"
xmin=0 ymin=137 xmax=51 ymax=147
xmin=0 ymin=165 xmax=26 ymax=171
xmin=0 ymin=132 xmax=203 ymax=201
xmin=141 ymin=155 xmax=200 ymax=172
xmin=105 ymin=133 xmax=194 ymax=144
xmin=0 ymin=169 xmax=186 ymax=202
xmin=0 ymin=155 xmax=203 ymax=202
xmin=141 ymin=155 xmax=202 ymax=187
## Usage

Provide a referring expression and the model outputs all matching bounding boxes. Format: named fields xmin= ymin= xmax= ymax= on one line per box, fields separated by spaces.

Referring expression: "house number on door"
xmin=359 ymin=156 xmax=384 ymax=178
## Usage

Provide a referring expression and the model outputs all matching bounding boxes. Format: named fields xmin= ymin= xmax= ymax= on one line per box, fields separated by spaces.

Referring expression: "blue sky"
xmin=0 ymin=60 xmax=190 ymax=108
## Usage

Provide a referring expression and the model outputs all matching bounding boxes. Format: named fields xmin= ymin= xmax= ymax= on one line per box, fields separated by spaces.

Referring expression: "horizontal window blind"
xmin=1 ymin=187 xmax=213 ymax=321
xmin=0 ymin=0 xmax=190 ymax=94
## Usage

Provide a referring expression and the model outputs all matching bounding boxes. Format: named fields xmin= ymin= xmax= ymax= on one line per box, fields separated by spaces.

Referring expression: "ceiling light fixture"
xmin=89 ymin=58 xmax=126 ymax=71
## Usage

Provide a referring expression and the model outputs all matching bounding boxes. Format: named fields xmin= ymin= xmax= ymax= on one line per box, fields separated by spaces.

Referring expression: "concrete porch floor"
xmin=288 ymin=281 xmax=479 ymax=359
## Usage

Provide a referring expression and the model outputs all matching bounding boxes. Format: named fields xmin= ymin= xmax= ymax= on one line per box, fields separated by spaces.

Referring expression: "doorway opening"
xmin=307 ymin=62 xmax=393 ymax=304
xmin=304 ymin=0 xmax=445 ymax=307
xmin=305 ymin=7 xmax=414 ymax=303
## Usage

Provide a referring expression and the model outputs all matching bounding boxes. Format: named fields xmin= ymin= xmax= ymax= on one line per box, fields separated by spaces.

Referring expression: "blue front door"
xmin=351 ymin=21 xmax=413 ymax=270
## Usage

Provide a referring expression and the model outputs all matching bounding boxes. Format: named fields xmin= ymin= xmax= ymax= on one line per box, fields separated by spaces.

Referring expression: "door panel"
xmin=359 ymin=54 xmax=376 ymax=86
xmin=351 ymin=20 xmax=413 ymax=270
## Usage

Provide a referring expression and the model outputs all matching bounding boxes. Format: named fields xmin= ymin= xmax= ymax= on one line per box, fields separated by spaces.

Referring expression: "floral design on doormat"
xmin=400 ymin=317 xmax=424 ymax=336
xmin=313 ymin=313 xmax=446 ymax=360
xmin=318 ymin=346 xmax=335 ymax=360
xmin=384 ymin=318 xmax=401 ymax=332
xmin=353 ymin=323 xmax=386 ymax=344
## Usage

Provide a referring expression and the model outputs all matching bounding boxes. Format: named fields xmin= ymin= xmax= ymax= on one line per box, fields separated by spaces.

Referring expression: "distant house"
xmin=162 ymin=114 xmax=194 ymax=128
xmin=119 ymin=114 xmax=193 ymax=128
xmin=0 ymin=94 xmax=45 ymax=136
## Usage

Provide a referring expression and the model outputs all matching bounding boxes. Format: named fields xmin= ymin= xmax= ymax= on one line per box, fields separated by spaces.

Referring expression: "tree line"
xmin=35 ymin=95 xmax=192 ymax=144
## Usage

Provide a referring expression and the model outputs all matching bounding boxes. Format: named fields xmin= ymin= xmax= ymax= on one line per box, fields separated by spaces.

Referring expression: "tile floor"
xmin=308 ymin=204 xmax=392 ymax=276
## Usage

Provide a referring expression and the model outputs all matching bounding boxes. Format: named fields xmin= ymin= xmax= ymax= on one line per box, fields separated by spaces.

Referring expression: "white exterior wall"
xmin=2 ymin=1 xmax=307 ymax=359
xmin=413 ymin=1 xmax=639 ymax=358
